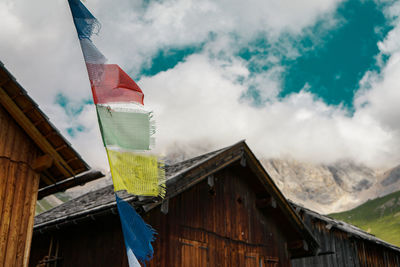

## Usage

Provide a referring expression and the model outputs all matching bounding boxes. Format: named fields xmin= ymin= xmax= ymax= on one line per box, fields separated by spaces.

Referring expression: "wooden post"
xmin=0 ymin=105 xmax=41 ymax=267
xmin=0 ymin=162 xmax=40 ymax=267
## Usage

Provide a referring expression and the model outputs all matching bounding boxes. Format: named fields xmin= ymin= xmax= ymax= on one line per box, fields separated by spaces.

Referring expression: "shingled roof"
xmin=34 ymin=140 xmax=320 ymax=255
xmin=290 ymin=202 xmax=400 ymax=254
xmin=34 ymin=146 xmax=225 ymax=228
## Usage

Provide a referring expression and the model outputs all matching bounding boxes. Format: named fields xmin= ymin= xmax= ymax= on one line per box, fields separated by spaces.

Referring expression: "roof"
xmin=33 ymin=141 xmax=319 ymax=255
xmin=0 ymin=61 xmax=103 ymax=195
xmin=291 ymin=201 xmax=400 ymax=254
xmin=34 ymin=144 xmax=231 ymax=227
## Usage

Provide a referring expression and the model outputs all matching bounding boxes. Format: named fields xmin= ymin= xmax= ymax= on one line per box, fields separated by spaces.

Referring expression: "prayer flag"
xmin=96 ymin=104 xmax=154 ymax=151
xmin=116 ymin=194 xmax=156 ymax=264
xmin=67 ymin=0 xmax=165 ymax=198
xmin=89 ymin=64 xmax=144 ymax=105
xmin=68 ymin=0 xmax=164 ymax=265
xmin=108 ymin=150 xmax=165 ymax=197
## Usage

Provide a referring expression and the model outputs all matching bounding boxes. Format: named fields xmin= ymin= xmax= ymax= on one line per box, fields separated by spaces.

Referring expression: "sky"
xmin=1 ymin=0 xmax=400 ymax=170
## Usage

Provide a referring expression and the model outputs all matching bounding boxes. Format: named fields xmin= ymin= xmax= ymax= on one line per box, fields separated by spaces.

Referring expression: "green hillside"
xmin=35 ymin=192 xmax=72 ymax=215
xmin=329 ymin=190 xmax=400 ymax=247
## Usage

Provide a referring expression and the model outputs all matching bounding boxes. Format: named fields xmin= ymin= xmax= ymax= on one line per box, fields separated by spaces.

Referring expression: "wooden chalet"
xmin=0 ymin=62 xmax=103 ymax=267
xmin=30 ymin=141 xmax=320 ymax=267
xmin=291 ymin=202 xmax=400 ymax=267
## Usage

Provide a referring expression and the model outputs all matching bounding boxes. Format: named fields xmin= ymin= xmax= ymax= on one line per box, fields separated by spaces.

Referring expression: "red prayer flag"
xmin=86 ymin=63 xmax=144 ymax=105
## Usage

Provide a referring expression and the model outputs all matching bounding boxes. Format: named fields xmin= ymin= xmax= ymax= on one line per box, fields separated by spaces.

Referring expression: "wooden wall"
xmin=30 ymin=164 xmax=298 ymax=267
xmin=146 ymin=165 xmax=293 ymax=267
xmin=291 ymin=214 xmax=400 ymax=267
xmin=355 ymin=240 xmax=400 ymax=267
xmin=30 ymin=216 xmax=129 ymax=267
xmin=0 ymin=105 xmax=41 ymax=267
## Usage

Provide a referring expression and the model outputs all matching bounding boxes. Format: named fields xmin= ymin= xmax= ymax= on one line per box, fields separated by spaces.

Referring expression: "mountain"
xmin=329 ymin=190 xmax=400 ymax=247
xmin=263 ymin=159 xmax=400 ymax=214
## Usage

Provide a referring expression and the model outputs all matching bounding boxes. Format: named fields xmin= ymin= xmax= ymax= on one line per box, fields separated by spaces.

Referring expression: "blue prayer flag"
xmin=68 ymin=0 xmax=100 ymax=39
xmin=116 ymin=194 xmax=157 ymax=265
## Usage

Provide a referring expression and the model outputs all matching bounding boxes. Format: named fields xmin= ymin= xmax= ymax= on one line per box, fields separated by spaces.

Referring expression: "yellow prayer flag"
xmin=107 ymin=149 xmax=165 ymax=197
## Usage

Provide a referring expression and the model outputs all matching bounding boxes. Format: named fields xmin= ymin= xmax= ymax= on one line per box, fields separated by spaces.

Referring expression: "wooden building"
xmin=30 ymin=141 xmax=320 ymax=267
xmin=0 ymin=62 xmax=103 ymax=267
xmin=291 ymin=202 xmax=400 ymax=267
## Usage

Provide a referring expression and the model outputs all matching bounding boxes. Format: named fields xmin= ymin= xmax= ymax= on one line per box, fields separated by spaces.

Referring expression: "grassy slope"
xmin=35 ymin=192 xmax=72 ymax=215
xmin=329 ymin=190 xmax=400 ymax=247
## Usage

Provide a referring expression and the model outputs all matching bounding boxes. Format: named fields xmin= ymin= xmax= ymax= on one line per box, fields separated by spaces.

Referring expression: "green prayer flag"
xmin=96 ymin=105 xmax=152 ymax=150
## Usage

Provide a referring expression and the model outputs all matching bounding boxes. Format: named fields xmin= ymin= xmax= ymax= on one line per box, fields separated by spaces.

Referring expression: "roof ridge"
xmin=166 ymin=141 xmax=243 ymax=167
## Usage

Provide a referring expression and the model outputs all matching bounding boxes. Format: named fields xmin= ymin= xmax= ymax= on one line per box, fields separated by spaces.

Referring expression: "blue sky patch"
xmin=138 ymin=45 xmax=203 ymax=78
xmin=55 ymin=93 xmax=93 ymax=117
xmin=55 ymin=93 xmax=91 ymax=137
xmin=66 ymin=125 xmax=86 ymax=137
xmin=280 ymin=0 xmax=392 ymax=108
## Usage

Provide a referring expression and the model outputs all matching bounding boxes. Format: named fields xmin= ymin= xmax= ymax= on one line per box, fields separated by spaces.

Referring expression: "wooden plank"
xmin=2 ymin=108 xmax=17 ymax=159
xmin=0 ymin=104 xmax=39 ymax=165
xmin=244 ymin=146 xmax=305 ymax=232
xmin=15 ymin=167 xmax=34 ymax=266
xmin=2 ymin=116 xmax=35 ymax=263
xmin=32 ymin=154 xmax=53 ymax=172
xmin=288 ymin=240 xmax=305 ymax=250
xmin=341 ymin=238 xmax=352 ymax=267
xmin=328 ymin=231 xmax=337 ymax=267
xmin=22 ymin=172 xmax=40 ymax=267
xmin=323 ymin=230 xmax=332 ymax=267
xmin=37 ymin=170 xmax=104 ymax=199
xmin=0 ymin=87 xmax=74 ymax=177
xmin=351 ymin=239 xmax=361 ymax=267
xmin=3 ymin=164 xmax=28 ymax=266
xmin=0 ymin=76 xmax=10 ymax=87
xmin=0 ymin=159 xmax=9 ymax=223
xmin=0 ymin=106 xmax=11 ymax=154
xmin=333 ymin=232 xmax=345 ymax=267
xmin=40 ymin=174 xmax=56 ymax=186
xmin=0 ymin=163 xmax=17 ymax=264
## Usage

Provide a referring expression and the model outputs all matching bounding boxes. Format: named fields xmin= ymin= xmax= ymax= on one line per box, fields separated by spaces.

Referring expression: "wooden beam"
xmin=0 ymin=77 xmax=10 ymax=87
xmin=244 ymin=145 xmax=304 ymax=227
xmin=32 ymin=154 xmax=53 ymax=172
xmin=23 ymin=173 xmax=40 ymax=267
xmin=0 ymin=87 xmax=74 ymax=177
xmin=33 ymin=118 xmax=46 ymax=127
xmin=37 ymin=171 xmax=105 ymax=199
xmin=40 ymin=175 xmax=56 ymax=186
xmin=160 ymin=199 xmax=169 ymax=215
xmin=55 ymin=144 xmax=67 ymax=152
xmin=256 ymin=196 xmax=277 ymax=209
xmin=287 ymin=240 xmax=305 ymax=250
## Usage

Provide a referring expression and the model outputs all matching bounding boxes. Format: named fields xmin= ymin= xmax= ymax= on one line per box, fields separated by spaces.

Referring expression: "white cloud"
xmin=3 ymin=0 xmax=400 ymax=171
xmin=352 ymin=1 xmax=400 ymax=166
xmin=88 ymin=0 xmax=343 ymax=69
xmin=141 ymin=52 xmax=395 ymax=167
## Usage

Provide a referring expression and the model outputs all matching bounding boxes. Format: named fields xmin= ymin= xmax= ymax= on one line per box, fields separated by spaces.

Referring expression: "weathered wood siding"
xmin=0 ymin=105 xmax=41 ymax=267
xmin=146 ymin=165 xmax=292 ymax=267
xmin=30 ymin=164 xmax=296 ymax=267
xmin=355 ymin=241 xmax=400 ymax=267
xmin=291 ymin=214 xmax=400 ymax=267
xmin=29 ymin=216 xmax=129 ymax=267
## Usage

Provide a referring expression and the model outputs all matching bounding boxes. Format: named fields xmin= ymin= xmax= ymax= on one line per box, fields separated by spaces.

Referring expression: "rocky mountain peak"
xmin=263 ymin=158 xmax=399 ymax=214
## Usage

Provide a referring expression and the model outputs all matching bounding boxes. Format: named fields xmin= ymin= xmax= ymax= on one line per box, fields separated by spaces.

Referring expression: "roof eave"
xmin=33 ymin=140 xmax=319 ymax=256
xmin=0 ymin=61 xmax=90 ymax=188
xmin=240 ymin=142 xmax=320 ymax=256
